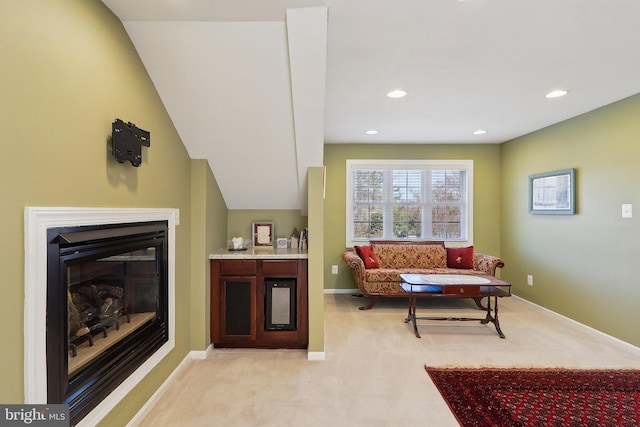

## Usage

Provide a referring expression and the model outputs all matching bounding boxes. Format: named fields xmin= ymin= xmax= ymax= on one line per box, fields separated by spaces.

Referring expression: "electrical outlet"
xmin=527 ymin=275 xmax=534 ymax=286
xmin=331 ymin=265 xmax=339 ymax=275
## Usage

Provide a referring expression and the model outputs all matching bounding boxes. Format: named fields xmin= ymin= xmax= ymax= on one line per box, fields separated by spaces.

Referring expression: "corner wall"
xmin=501 ymin=93 xmax=640 ymax=347
xmin=190 ymin=160 xmax=228 ymax=351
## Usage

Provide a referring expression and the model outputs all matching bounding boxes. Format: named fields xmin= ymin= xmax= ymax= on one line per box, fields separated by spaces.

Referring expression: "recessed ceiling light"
xmin=545 ymin=89 xmax=568 ymax=99
xmin=473 ymin=129 xmax=487 ymax=135
xmin=386 ymin=90 xmax=407 ymax=98
xmin=365 ymin=130 xmax=379 ymax=135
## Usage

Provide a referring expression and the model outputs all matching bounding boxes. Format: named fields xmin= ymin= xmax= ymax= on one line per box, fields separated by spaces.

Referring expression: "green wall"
xmin=307 ymin=168 xmax=325 ymax=354
xmin=0 ymin=2 xmax=227 ymax=425
xmin=191 ymin=160 xmax=228 ymax=351
xmin=324 ymin=144 xmax=502 ymax=290
xmin=501 ymin=93 xmax=640 ymax=347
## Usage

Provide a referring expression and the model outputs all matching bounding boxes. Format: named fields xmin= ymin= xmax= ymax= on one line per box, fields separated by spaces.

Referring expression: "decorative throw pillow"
xmin=354 ymin=245 xmax=380 ymax=269
xmin=446 ymin=246 xmax=474 ymax=269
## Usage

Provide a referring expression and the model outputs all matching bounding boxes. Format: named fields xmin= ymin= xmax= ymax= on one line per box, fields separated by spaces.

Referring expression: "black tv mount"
xmin=112 ymin=119 xmax=150 ymax=167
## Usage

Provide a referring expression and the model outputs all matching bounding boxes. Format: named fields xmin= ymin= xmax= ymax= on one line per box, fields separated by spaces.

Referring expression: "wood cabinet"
xmin=210 ymin=258 xmax=308 ymax=349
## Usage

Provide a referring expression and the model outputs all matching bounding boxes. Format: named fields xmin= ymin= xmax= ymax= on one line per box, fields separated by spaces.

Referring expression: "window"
xmin=346 ymin=159 xmax=473 ymax=247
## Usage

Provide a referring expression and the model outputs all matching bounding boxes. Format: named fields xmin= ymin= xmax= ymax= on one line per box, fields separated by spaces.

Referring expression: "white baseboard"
xmin=307 ymin=351 xmax=326 ymax=361
xmin=324 ymin=288 xmax=359 ymax=294
xmin=190 ymin=344 xmax=213 ymax=360
xmin=512 ymin=295 xmax=640 ymax=355
xmin=126 ymin=345 xmax=213 ymax=426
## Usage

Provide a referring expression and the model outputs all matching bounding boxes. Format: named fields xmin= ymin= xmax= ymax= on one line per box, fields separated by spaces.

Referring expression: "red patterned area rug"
xmin=425 ymin=366 xmax=640 ymax=427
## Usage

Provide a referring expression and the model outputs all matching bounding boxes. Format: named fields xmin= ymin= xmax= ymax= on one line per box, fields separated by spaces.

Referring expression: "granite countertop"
xmin=209 ymin=247 xmax=308 ymax=259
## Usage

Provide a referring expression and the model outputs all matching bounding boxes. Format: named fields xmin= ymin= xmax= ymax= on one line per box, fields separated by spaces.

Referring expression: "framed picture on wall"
xmin=252 ymin=222 xmax=274 ymax=247
xmin=528 ymin=168 xmax=576 ymax=215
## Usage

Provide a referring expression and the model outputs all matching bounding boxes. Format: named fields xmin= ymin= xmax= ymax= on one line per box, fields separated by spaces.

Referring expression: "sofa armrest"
xmin=342 ymin=249 xmax=367 ymax=293
xmin=473 ymin=253 xmax=505 ymax=276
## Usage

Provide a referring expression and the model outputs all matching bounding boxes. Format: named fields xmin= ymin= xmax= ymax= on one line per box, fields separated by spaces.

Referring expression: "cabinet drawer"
xmin=442 ymin=285 xmax=481 ymax=296
xmin=262 ymin=260 xmax=297 ymax=276
xmin=220 ymin=260 xmax=257 ymax=276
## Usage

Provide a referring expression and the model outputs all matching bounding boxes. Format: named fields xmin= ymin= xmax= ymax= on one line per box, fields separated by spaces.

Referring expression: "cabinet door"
xmin=220 ymin=276 xmax=257 ymax=341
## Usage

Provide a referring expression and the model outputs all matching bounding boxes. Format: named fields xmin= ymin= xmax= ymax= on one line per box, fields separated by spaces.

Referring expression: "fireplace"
xmin=25 ymin=208 xmax=177 ymax=427
xmin=48 ymin=221 xmax=169 ymax=424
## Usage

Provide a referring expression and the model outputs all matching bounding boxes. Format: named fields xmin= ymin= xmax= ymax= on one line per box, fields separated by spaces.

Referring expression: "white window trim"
xmin=346 ymin=159 xmax=474 ymax=248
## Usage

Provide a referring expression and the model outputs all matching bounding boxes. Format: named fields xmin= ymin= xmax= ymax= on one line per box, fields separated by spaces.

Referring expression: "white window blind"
xmin=346 ymin=160 xmax=473 ymax=247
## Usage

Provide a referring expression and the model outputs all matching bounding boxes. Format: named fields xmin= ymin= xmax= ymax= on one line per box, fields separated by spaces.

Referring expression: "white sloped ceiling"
xmin=121 ymin=8 xmax=327 ymax=213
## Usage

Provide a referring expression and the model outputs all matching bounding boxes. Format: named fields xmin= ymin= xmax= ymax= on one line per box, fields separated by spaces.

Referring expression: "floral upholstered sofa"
xmin=342 ymin=240 xmax=505 ymax=310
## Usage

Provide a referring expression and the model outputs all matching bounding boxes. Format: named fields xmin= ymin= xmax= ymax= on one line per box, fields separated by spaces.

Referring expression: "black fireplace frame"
xmin=46 ymin=221 xmax=169 ymax=425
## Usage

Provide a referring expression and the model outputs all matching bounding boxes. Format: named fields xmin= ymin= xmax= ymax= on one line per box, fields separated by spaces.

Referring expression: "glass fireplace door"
xmin=67 ymin=247 xmax=159 ymax=376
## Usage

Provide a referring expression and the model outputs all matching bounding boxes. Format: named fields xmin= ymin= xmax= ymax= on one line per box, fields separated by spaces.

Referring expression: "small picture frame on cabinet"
xmin=276 ymin=238 xmax=288 ymax=249
xmin=252 ymin=222 xmax=274 ymax=247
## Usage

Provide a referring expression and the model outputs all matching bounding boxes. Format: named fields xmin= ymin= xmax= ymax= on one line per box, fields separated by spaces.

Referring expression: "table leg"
xmin=404 ymin=296 xmax=421 ymax=338
xmin=404 ymin=298 xmax=412 ymax=323
xmin=493 ymin=296 xmax=505 ymax=338
xmin=481 ymin=293 xmax=492 ymax=324
xmin=480 ymin=296 xmax=505 ymax=338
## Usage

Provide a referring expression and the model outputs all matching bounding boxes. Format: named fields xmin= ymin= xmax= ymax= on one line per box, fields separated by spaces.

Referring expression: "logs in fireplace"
xmin=46 ymin=222 xmax=169 ymax=425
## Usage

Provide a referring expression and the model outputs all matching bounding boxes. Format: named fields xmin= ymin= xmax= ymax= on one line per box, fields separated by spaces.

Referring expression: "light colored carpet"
xmin=136 ymin=294 xmax=640 ymax=426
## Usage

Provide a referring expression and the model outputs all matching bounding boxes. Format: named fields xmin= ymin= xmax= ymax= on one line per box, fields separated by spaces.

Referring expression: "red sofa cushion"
xmin=446 ymin=246 xmax=474 ymax=269
xmin=354 ymin=245 xmax=381 ymax=269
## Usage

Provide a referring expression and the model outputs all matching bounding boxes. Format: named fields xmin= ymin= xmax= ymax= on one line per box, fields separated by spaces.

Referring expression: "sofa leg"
xmin=473 ymin=297 xmax=487 ymax=310
xmin=358 ymin=296 xmax=378 ymax=310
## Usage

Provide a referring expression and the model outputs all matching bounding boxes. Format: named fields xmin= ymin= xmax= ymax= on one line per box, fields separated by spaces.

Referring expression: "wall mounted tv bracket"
xmin=112 ymin=119 xmax=150 ymax=167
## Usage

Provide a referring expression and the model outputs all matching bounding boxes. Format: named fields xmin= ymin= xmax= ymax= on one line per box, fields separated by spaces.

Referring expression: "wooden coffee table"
xmin=400 ymin=274 xmax=511 ymax=338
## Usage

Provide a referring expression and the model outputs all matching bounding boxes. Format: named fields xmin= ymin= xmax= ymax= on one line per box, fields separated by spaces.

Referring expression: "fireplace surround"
xmin=25 ymin=207 xmax=178 ymax=426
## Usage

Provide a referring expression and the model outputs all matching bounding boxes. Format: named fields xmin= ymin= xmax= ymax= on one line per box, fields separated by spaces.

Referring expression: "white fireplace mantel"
xmin=24 ymin=207 xmax=178 ymax=427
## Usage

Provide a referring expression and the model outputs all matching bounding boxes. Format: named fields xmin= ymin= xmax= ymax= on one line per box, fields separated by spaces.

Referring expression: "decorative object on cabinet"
xmin=276 ymin=238 xmax=288 ymax=249
xmin=228 ymin=237 xmax=250 ymax=251
xmin=528 ymin=168 xmax=575 ymax=215
xmin=290 ymin=228 xmax=300 ymax=249
xmin=112 ymin=118 xmax=150 ymax=167
xmin=252 ymin=222 xmax=274 ymax=247
xmin=299 ymin=228 xmax=308 ymax=250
